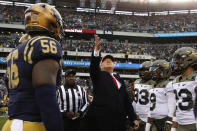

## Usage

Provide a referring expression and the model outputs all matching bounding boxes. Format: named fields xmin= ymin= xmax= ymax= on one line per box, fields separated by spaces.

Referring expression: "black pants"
xmin=79 ymin=116 xmax=126 ymax=131
xmin=63 ymin=117 xmax=81 ymax=131
xmin=152 ymin=117 xmax=168 ymax=131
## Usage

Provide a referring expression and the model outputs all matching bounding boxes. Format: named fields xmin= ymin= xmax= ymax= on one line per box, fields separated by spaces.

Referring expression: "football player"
xmin=171 ymin=47 xmax=197 ymax=131
xmin=2 ymin=3 xmax=64 ymax=131
xmin=133 ymin=61 xmax=155 ymax=131
xmin=145 ymin=60 xmax=176 ymax=131
xmin=163 ymin=65 xmax=181 ymax=131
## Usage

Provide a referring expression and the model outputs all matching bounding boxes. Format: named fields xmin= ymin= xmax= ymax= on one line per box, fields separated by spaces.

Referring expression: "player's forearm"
xmin=35 ymin=85 xmax=64 ymax=131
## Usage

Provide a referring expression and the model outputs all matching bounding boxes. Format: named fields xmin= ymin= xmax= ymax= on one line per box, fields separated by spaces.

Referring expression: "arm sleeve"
xmin=132 ymin=101 xmax=137 ymax=113
xmin=147 ymin=111 xmax=151 ymax=117
xmin=57 ymin=86 xmax=65 ymax=112
xmin=165 ymin=81 xmax=174 ymax=93
xmin=124 ymin=84 xmax=137 ymax=122
xmin=56 ymin=89 xmax=61 ymax=108
xmin=90 ymin=49 xmax=101 ymax=83
xmin=195 ymin=91 xmax=197 ymax=117
xmin=94 ymin=50 xmax=100 ymax=57
xmin=35 ymin=85 xmax=64 ymax=131
xmin=167 ymin=92 xmax=176 ymax=117
xmin=80 ymin=87 xmax=88 ymax=113
xmin=165 ymin=81 xmax=176 ymax=117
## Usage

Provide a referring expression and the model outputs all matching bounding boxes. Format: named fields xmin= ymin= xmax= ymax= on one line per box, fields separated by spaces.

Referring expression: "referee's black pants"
xmin=62 ymin=117 xmax=81 ymax=131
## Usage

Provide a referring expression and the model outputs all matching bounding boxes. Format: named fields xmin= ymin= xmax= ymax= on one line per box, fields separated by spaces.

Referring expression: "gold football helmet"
xmin=25 ymin=3 xmax=64 ymax=41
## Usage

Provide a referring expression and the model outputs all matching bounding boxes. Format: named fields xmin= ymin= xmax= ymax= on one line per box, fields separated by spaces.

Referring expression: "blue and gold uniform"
xmin=3 ymin=36 xmax=62 ymax=131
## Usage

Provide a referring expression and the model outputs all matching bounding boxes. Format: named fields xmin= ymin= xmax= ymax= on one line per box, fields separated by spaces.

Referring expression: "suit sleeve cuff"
xmin=94 ymin=50 xmax=100 ymax=57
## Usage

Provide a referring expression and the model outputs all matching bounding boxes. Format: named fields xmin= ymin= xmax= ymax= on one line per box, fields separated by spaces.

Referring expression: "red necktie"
xmin=111 ymin=75 xmax=118 ymax=89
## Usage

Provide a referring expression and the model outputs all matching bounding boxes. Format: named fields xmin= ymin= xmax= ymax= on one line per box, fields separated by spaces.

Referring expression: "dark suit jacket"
xmin=87 ymin=52 xmax=137 ymax=122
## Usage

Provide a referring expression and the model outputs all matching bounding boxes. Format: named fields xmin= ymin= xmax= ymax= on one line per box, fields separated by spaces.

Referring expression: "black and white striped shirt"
xmin=57 ymin=85 xmax=88 ymax=114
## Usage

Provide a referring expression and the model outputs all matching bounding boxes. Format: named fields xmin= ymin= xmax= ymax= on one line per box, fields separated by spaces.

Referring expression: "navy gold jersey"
xmin=7 ymin=36 xmax=62 ymax=122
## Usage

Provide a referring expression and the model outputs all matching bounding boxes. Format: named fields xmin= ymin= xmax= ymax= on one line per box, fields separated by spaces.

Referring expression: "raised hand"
xmin=94 ymin=34 xmax=101 ymax=51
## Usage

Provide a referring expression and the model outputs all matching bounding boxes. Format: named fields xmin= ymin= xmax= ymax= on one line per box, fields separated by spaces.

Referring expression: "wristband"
xmin=172 ymin=117 xmax=177 ymax=122
xmin=171 ymin=127 xmax=177 ymax=131
xmin=145 ymin=123 xmax=151 ymax=131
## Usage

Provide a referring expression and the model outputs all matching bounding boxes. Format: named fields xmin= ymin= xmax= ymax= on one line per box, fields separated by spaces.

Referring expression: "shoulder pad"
xmin=174 ymin=76 xmax=181 ymax=83
xmin=155 ymin=80 xmax=169 ymax=88
xmin=134 ymin=79 xmax=142 ymax=84
xmin=146 ymin=80 xmax=156 ymax=86
xmin=184 ymin=71 xmax=197 ymax=81
xmin=23 ymin=36 xmax=62 ymax=64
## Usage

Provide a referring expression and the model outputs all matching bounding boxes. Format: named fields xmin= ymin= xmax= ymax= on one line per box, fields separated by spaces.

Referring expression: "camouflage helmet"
xmin=172 ymin=47 xmax=197 ymax=72
xmin=139 ymin=61 xmax=152 ymax=80
xmin=150 ymin=60 xmax=171 ymax=81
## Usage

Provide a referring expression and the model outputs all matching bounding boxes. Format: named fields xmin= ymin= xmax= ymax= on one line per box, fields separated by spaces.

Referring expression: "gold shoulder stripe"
xmin=25 ymin=36 xmax=54 ymax=64
xmin=7 ymin=52 xmax=12 ymax=61
xmin=27 ymin=37 xmax=44 ymax=64
xmin=23 ymin=37 xmax=37 ymax=62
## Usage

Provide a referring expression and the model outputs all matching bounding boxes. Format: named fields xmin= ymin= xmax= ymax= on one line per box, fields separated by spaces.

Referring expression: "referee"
xmin=57 ymin=69 xmax=88 ymax=131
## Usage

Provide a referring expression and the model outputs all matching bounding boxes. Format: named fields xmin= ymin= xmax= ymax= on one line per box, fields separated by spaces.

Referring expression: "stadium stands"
xmin=0 ymin=5 xmax=197 ymax=33
xmin=1 ymin=35 xmax=197 ymax=61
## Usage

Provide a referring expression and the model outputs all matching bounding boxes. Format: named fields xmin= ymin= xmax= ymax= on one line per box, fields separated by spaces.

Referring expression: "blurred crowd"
xmin=1 ymin=5 xmax=197 ymax=33
xmin=63 ymin=12 xmax=197 ymax=33
xmin=0 ymin=79 xmax=8 ymax=110
xmin=1 ymin=36 xmax=197 ymax=61
xmin=0 ymin=33 xmax=22 ymax=48
xmin=63 ymin=40 xmax=197 ymax=61
xmin=0 ymin=35 xmax=16 ymax=48
xmin=0 ymin=5 xmax=24 ymax=24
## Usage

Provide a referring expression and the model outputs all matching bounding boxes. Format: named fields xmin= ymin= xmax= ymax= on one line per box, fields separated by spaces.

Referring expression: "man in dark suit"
xmin=80 ymin=35 xmax=139 ymax=131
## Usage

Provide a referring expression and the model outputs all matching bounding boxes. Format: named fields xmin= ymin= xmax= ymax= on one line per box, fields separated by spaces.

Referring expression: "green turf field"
xmin=0 ymin=116 xmax=8 ymax=130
